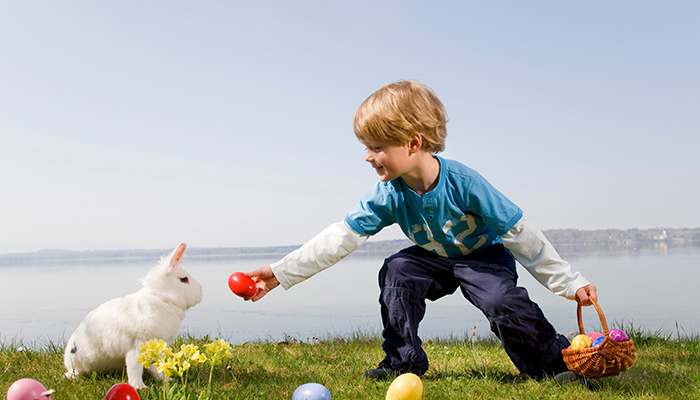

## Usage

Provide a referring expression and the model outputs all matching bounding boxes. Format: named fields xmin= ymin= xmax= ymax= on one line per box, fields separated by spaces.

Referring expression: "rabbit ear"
xmin=170 ymin=243 xmax=187 ymax=269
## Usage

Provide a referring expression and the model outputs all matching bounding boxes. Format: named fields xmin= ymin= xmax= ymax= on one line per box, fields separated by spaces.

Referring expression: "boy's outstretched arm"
xmin=245 ymin=266 xmax=280 ymax=302
xmin=242 ymin=221 xmax=368 ymax=303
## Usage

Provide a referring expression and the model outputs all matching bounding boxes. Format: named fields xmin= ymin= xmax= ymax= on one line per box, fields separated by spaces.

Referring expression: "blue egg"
xmin=592 ymin=336 xmax=605 ymax=347
xmin=292 ymin=383 xmax=332 ymax=400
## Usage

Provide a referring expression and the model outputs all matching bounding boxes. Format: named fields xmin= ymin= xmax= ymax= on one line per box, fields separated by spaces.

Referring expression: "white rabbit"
xmin=63 ymin=243 xmax=202 ymax=389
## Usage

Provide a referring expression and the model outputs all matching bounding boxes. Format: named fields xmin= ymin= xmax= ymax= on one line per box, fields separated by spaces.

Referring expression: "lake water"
xmin=2 ymin=246 xmax=699 ymax=346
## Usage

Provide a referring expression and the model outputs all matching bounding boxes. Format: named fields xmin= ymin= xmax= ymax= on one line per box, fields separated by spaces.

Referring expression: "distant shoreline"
xmin=1 ymin=227 xmax=698 ymax=265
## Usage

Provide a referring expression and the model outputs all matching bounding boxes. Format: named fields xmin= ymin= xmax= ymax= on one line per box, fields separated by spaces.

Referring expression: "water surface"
xmin=2 ymin=246 xmax=698 ymax=345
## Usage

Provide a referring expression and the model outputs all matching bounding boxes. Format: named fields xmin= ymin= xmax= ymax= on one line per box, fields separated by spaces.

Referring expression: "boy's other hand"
xmin=575 ymin=284 xmax=598 ymax=307
xmin=245 ymin=266 xmax=279 ymax=302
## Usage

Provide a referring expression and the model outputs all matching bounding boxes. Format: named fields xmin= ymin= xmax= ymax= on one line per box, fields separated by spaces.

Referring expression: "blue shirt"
xmin=344 ymin=156 xmax=523 ymax=258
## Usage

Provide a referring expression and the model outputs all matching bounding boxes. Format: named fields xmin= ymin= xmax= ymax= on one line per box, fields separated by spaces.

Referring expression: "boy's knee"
xmin=478 ymin=296 xmax=507 ymax=317
xmin=478 ymin=287 xmax=531 ymax=318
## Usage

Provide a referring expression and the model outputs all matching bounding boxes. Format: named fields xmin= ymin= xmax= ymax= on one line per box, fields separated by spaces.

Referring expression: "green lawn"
xmin=2 ymin=328 xmax=699 ymax=399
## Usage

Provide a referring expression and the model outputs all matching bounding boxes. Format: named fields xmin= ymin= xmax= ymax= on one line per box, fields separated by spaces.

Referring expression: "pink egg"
xmin=587 ymin=332 xmax=604 ymax=341
xmin=7 ymin=378 xmax=54 ymax=400
xmin=609 ymin=329 xmax=629 ymax=342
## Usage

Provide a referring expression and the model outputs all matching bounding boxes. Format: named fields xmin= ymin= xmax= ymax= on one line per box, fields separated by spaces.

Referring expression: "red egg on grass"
xmin=228 ymin=272 xmax=257 ymax=298
xmin=104 ymin=383 xmax=140 ymax=400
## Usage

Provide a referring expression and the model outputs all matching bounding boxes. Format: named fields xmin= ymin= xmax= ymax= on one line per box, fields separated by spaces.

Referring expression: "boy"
xmin=245 ymin=80 xmax=597 ymax=381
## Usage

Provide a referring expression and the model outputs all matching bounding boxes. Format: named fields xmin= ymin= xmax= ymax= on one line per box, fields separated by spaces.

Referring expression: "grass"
xmin=2 ymin=327 xmax=699 ymax=399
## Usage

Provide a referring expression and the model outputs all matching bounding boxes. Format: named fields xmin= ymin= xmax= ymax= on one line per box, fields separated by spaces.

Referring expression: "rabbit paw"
xmin=64 ymin=370 xmax=79 ymax=379
xmin=128 ymin=378 xmax=148 ymax=390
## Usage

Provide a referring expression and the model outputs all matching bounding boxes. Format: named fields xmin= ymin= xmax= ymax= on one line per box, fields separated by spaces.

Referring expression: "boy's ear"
xmin=408 ymin=133 xmax=423 ymax=153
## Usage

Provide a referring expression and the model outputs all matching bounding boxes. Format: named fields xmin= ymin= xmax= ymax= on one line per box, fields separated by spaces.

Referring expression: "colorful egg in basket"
xmin=561 ymin=299 xmax=636 ymax=379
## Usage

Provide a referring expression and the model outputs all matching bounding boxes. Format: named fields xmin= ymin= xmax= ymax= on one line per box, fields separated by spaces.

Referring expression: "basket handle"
xmin=576 ymin=298 xmax=610 ymax=336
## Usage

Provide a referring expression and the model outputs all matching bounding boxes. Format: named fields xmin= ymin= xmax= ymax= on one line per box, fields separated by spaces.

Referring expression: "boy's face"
xmin=362 ymin=140 xmax=413 ymax=182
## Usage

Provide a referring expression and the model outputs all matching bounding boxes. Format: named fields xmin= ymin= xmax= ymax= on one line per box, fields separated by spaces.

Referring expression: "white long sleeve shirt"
xmin=271 ymin=217 xmax=589 ymax=300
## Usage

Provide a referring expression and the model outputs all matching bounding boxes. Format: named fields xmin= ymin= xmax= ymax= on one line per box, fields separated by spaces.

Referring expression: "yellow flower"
xmin=138 ymin=339 xmax=169 ymax=368
xmin=136 ymin=352 xmax=151 ymax=368
xmin=181 ymin=360 xmax=191 ymax=373
xmin=157 ymin=358 xmax=177 ymax=377
xmin=178 ymin=344 xmax=199 ymax=357
xmin=139 ymin=337 xmax=233 ymax=383
xmin=176 ymin=344 xmax=202 ymax=370
xmin=191 ymin=350 xmax=207 ymax=364
xmin=203 ymin=338 xmax=233 ymax=366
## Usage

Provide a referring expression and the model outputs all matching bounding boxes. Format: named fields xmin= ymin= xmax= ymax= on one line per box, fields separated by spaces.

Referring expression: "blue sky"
xmin=1 ymin=1 xmax=698 ymax=253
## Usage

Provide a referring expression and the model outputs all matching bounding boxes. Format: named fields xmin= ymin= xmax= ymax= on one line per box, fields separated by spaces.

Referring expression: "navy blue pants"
xmin=378 ymin=244 xmax=570 ymax=378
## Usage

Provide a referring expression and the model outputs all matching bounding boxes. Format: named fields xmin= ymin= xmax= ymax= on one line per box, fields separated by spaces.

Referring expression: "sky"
xmin=1 ymin=1 xmax=698 ymax=254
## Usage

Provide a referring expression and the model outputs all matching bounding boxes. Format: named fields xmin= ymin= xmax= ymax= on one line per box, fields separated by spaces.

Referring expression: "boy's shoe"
xmin=364 ymin=360 xmax=424 ymax=381
xmin=553 ymin=371 xmax=579 ymax=385
xmin=364 ymin=365 xmax=401 ymax=380
xmin=553 ymin=371 xmax=600 ymax=389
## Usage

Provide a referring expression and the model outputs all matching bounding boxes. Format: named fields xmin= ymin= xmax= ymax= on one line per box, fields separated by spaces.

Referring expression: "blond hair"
xmin=353 ymin=80 xmax=447 ymax=153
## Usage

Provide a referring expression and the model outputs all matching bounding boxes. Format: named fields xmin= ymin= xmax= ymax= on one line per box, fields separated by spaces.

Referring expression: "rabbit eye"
xmin=179 ymin=277 xmax=189 ymax=284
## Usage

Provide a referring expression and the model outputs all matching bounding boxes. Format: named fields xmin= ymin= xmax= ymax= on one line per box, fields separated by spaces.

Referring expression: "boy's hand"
xmin=245 ymin=266 xmax=279 ymax=302
xmin=575 ymin=284 xmax=598 ymax=306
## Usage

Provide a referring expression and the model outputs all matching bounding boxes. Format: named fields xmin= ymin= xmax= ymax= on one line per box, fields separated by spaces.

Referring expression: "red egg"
xmin=104 ymin=383 xmax=140 ymax=400
xmin=228 ymin=272 xmax=256 ymax=298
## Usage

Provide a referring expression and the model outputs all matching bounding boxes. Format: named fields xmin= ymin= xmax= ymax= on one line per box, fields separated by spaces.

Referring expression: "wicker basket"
xmin=561 ymin=299 xmax=636 ymax=379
